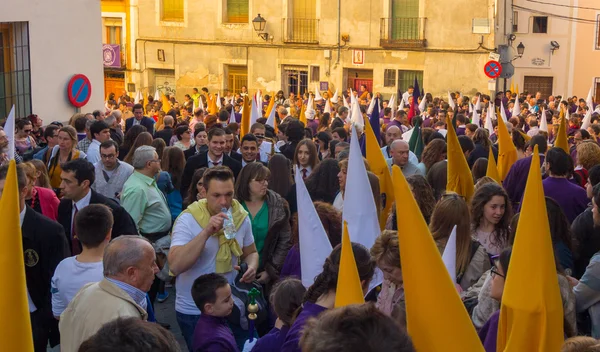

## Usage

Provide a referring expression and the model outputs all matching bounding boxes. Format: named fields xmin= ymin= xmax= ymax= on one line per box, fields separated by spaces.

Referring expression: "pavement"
xmin=48 ymin=286 xmax=187 ymax=351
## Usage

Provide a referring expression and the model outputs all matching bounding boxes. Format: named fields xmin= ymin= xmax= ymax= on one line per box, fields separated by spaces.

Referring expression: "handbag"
xmin=226 ymin=263 xmax=269 ymax=330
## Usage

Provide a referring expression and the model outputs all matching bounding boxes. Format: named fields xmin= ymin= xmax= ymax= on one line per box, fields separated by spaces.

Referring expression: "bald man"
xmin=387 ymin=140 xmax=424 ymax=177
xmin=382 ymin=125 xmax=419 ymax=165
xmin=60 ymin=236 xmax=158 ymax=351
xmin=154 ymin=115 xmax=175 ymax=146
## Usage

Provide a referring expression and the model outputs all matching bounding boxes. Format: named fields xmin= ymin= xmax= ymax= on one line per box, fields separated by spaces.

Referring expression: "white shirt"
xmin=402 ymin=91 xmax=410 ymax=105
xmin=170 ymin=214 xmax=255 ymax=314
xmin=86 ymin=139 xmax=101 ymax=164
xmin=51 ymin=257 xmax=104 ymax=317
xmin=207 ymin=154 xmax=224 ymax=168
xmin=294 ymin=165 xmax=312 ymax=179
xmin=71 ymin=190 xmax=92 ymax=237
xmin=258 ymin=141 xmax=279 ymax=163
xmin=20 ymin=207 xmax=37 ymax=313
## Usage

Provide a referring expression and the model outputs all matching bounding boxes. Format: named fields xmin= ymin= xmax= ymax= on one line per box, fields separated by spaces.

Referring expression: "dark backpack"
xmin=226 ymin=263 xmax=269 ymax=331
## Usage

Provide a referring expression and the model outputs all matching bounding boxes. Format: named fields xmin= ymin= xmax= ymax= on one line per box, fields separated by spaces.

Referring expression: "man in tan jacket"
xmin=59 ymin=235 xmax=159 ymax=352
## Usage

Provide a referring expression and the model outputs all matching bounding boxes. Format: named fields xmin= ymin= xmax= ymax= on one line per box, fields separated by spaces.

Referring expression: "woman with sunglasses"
xmin=173 ymin=125 xmax=195 ymax=151
xmin=15 ymin=118 xmax=37 ymax=156
xmin=234 ymin=162 xmax=291 ymax=289
xmin=47 ymin=126 xmax=86 ymax=191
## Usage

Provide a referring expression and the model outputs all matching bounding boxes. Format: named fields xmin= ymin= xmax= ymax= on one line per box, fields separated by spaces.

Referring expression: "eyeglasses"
xmin=490 ymin=266 xmax=505 ymax=279
xmin=254 ymin=134 xmax=265 ymax=139
xmin=149 ymin=159 xmax=161 ymax=164
xmin=101 ymin=154 xmax=116 ymax=159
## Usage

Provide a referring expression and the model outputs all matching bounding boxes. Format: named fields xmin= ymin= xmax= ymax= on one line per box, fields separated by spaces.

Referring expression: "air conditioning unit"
xmin=472 ymin=18 xmax=491 ymax=34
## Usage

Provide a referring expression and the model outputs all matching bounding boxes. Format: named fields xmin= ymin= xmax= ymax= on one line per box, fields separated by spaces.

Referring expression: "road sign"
xmin=500 ymin=62 xmax=515 ymax=79
xmin=484 ymin=60 xmax=502 ymax=79
xmin=488 ymin=52 xmax=500 ymax=61
xmin=67 ymin=74 xmax=92 ymax=108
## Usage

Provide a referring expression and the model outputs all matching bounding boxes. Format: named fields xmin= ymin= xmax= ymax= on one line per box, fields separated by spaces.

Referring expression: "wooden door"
xmin=104 ymin=77 xmax=125 ymax=101
xmin=523 ymin=76 xmax=553 ymax=100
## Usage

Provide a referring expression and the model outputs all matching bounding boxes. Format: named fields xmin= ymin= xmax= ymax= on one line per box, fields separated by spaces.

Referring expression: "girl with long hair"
xmin=123 ymin=132 xmax=153 ymax=165
xmin=470 ymin=183 xmax=513 ymax=256
xmin=293 ymin=139 xmax=319 ymax=179
xmin=281 ymin=242 xmax=375 ymax=351
xmin=430 ymin=194 xmax=490 ymax=291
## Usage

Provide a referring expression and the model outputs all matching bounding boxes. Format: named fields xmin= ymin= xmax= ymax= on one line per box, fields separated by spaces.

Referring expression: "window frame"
xmin=383 ymin=69 xmax=396 ymax=88
xmin=532 ymin=16 xmax=548 ymax=34
xmin=224 ymin=0 xmax=249 ymax=24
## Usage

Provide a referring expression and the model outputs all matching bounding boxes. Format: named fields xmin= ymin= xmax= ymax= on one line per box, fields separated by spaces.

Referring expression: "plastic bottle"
xmin=222 ymin=207 xmax=236 ymax=239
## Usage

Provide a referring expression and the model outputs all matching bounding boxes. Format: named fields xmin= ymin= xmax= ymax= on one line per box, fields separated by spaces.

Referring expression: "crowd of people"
xmin=3 ymin=84 xmax=600 ymax=352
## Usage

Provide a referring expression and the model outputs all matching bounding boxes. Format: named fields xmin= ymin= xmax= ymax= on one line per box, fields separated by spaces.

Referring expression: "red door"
xmin=353 ymin=79 xmax=373 ymax=94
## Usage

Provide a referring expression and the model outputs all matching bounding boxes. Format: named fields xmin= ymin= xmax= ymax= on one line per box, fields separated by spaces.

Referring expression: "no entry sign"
xmin=67 ymin=74 xmax=92 ymax=108
xmin=484 ymin=61 xmax=502 ymax=79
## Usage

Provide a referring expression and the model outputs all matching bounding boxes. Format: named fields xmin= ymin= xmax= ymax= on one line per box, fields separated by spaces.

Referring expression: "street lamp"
xmin=516 ymin=42 xmax=525 ymax=57
xmin=252 ymin=14 xmax=269 ymax=41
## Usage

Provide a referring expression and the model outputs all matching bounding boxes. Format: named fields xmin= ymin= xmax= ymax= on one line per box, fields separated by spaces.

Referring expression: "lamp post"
xmin=252 ymin=14 xmax=269 ymax=41
xmin=500 ymin=41 xmax=525 ymax=95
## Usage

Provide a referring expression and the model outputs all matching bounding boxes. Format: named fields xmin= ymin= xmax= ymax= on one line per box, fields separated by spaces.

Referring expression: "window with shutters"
xmin=310 ymin=66 xmax=320 ymax=82
xmin=513 ymin=11 xmax=518 ymax=32
xmin=397 ymin=70 xmax=423 ymax=94
xmin=226 ymin=0 xmax=249 ymax=23
xmin=161 ymin=0 xmax=184 ymax=22
xmin=596 ymin=15 xmax=600 ymax=50
xmin=384 ymin=69 xmax=396 ymax=87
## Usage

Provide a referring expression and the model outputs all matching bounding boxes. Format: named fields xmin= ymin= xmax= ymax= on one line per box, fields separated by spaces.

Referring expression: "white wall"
xmin=0 ymin=0 xmax=104 ymax=121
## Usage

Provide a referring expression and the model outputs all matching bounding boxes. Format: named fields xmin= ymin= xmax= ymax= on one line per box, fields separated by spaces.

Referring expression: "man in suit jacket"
xmin=181 ymin=127 xmax=241 ymax=199
xmin=57 ymin=159 xmax=137 ymax=255
xmin=0 ymin=164 xmax=70 ymax=351
xmin=224 ymin=127 xmax=242 ymax=162
xmin=125 ymin=103 xmax=155 ymax=135
xmin=154 ymin=114 xmax=174 ymax=146
xmin=239 ymin=134 xmax=268 ymax=167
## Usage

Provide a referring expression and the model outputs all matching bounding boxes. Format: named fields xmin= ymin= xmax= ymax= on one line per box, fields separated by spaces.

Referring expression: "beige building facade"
xmin=570 ymin=0 xmax=600 ymax=102
xmin=128 ymin=0 xmax=497 ymax=101
xmin=498 ymin=0 xmax=600 ymax=101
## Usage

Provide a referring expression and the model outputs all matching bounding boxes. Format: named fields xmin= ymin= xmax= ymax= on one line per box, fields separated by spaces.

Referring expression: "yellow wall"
xmin=131 ymin=0 xmax=496 ymax=100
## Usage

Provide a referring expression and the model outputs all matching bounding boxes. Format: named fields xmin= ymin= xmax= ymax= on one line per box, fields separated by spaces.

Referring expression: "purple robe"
xmin=307 ymin=119 xmax=319 ymax=136
xmin=503 ymin=155 xmax=545 ymax=210
xmin=478 ymin=310 xmax=500 ymax=352
xmin=281 ymin=302 xmax=327 ymax=352
xmin=251 ymin=325 xmax=290 ymax=352
xmin=456 ymin=126 xmax=466 ymax=136
xmin=280 ymin=245 xmax=301 ymax=280
xmin=386 ymin=119 xmax=403 ymax=131
xmin=542 ymin=177 xmax=589 ymax=224
xmin=422 ymin=117 xmax=433 ymax=128
xmin=235 ymin=112 xmax=242 ymax=124
xmin=192 ymin=314 xmax=238 ymax=352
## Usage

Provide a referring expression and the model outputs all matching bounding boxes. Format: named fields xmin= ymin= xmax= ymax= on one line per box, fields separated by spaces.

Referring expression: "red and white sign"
xmin=352 ymin=50 xmax=364 ymax=65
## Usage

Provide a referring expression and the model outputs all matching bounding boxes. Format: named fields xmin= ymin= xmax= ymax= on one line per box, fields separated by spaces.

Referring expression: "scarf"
xmin=183 ymin=199 xmax=248 ymax=273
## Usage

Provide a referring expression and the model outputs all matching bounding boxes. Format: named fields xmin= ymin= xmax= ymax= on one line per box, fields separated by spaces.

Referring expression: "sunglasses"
xmin=24 ymin=129 xmax=32 ymax=133
xmin=490 ymin=266 xmax=505 ymax=279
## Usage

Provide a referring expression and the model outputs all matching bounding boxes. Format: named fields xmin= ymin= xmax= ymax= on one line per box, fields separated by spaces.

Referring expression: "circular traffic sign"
xmin=484 ymin=60 xmax=502 ymax=79
xmin=67 ymin=74 xmax=92 ymax=108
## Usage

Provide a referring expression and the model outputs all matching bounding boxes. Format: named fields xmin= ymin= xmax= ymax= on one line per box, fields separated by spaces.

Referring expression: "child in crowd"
xmin=51 ymin=204 xmax=112 ymax=318
xmin=251 ymin=278 xmax=306 ymax=352
xmin=191 ymin=273 xmax=237 ymax=352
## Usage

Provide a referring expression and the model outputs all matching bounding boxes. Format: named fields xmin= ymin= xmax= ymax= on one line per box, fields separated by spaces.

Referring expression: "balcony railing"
xmin=380 ymin=17 xmax=427 ymax=48
xmin=282 ymin=18 xmax=319 ymax=44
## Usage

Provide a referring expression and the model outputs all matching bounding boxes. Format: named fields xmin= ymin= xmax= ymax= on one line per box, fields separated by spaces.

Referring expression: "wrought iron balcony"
xmin=282 ymin=18 xmax=319 ymax=44
xmin=380 ymin=17 xmax=427 ymax=49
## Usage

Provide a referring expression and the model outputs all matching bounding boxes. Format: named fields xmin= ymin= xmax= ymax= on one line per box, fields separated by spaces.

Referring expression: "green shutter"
xmin=227 ymin=0 xmax=249 ymax=23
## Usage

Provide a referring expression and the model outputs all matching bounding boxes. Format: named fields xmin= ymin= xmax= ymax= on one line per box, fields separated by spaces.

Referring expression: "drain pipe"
xmin=336 ymin=0 xmax=341 ymax=65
